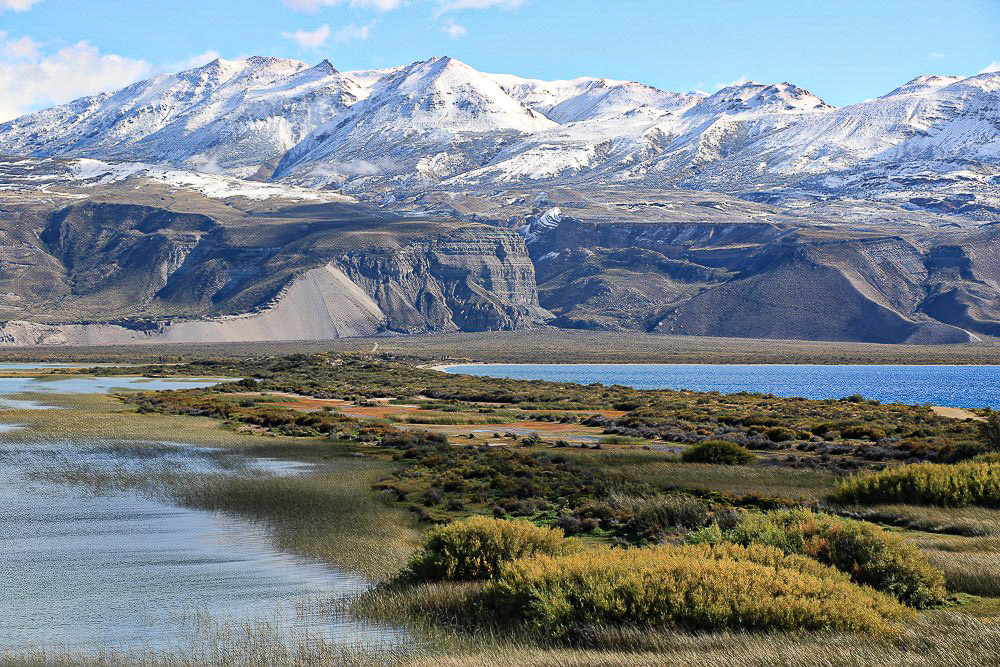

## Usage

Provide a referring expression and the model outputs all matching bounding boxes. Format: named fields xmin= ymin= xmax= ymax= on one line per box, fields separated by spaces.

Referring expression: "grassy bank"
xmin=4 ymin=329 xmax=1000 ymax=364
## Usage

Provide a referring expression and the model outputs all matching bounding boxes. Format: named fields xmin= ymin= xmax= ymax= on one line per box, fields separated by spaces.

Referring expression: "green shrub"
xmin=713 ymin=509 xmax=946 ymax=608
xmin=841 ymin=424 xmax=887 ymax=441
xmin=765 ymin=427 xmax=796 ymax=442
xmin=481 ymin=542 xmax=911 ymax=637
xmin=681 ymin=440 xmax=756 ymax=464
xmin=609 ymin=493 xmax=711 ymax=537
xmin=403 ymin=517 xmax=575 ymax=582
xmin=978 ymin=413 xmax=1000 ymax=452
xmin=942 ymin=442 xmax=986 ymax=463
xmin=830 ymin=463 xmax=1000 ymax=508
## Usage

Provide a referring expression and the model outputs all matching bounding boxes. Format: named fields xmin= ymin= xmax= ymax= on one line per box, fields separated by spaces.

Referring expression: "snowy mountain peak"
xmin=487 ymin=73 xmax=704 ymax=123
xmin=701 ymin=80 xmax=830 ymax=114
xmin=366 ymin=56 xmax=556 ymax=132
xmin=314 ymin=59 xmax=338 ymax=75
xmin=883 ymin=74 xmax=964 ymax=97
xmin=0 ymin=57 xmax=998 ymax=201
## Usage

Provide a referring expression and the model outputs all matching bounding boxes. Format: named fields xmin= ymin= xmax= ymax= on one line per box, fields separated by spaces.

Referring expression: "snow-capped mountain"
xmin=0 ymin=55 xmax=998 ymax=205
xmin=0 ymin=56 xmax=363 ymax=178
xmin=273 ymin=56 xmax=556 ymax=188
xmin=487 ymin=73 xmax=704 ymax=122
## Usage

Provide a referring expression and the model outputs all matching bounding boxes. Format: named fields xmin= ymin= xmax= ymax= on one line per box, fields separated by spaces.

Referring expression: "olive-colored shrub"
xmin=403 ymin=516 xmax=575 ymax=582
xmin=481 ymin=542 xmax=911 ymax=637
xmin=710 ymin=509 xmax=947 ymax=608
xmin=841 ymin=424 xmax=887 ymax=441
xmin=681 ymin=440 xmax=756 ymax=464
xmin=978 ymin=413 xmax=1000 ymax=452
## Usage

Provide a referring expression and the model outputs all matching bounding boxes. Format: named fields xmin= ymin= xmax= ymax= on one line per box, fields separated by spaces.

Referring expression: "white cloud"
xmin=283 ymin=0 xmax=402 ymax=11
xmin=441 ymin=18 xmax=467 ymax=37
xmin=282 ymin=24 xmax=332 ymax=48
xmin=434 ymin=0 xmax=523 ymax=15
xmin=0 ymin=39 xmax=152 ymax=121
xmin=164 ymin=50 xmax=221 ymax=72
xmin=979 ymin=61 xmax=1000 ymax=74
xmin=1 ymin=0 xmax=43 ymax=11
xmin=1 ymin=34 xmax=40 ymax=60
xmin=714 ymin=76 xmax=751 ymax=91
xmin=929 ymin=52 xmax=945 ymax=60
xmin=334 ymin=21 xmax=375 ymax=41
xmin=0 ymin=36 xmax=225 ymax=122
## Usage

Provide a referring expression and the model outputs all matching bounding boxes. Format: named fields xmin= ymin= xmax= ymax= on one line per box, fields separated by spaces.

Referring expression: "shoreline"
xmin=434 ymin=362 xmax=1000 ymax=370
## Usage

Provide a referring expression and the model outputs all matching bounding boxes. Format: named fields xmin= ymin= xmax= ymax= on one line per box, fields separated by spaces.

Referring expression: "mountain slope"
xmin=0 ymin=56 xmax=363 ymax=178
xmin=274 ymin=56 xmax=557 ymax=188
xmin=1 ymin=56 xmax=998 ymax=205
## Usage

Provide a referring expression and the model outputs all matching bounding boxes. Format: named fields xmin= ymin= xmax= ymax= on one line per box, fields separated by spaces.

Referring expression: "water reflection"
xmin=0 ymin=444 xmax=407 ymax=655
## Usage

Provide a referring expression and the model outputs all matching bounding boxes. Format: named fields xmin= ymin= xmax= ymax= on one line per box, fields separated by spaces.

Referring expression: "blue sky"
xmin=0 ymin=0 xmax=997 ymax=120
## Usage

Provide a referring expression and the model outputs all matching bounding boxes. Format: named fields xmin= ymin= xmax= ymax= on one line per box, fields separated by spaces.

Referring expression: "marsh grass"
xmin=176 ymin=457 xmax=419 ymax=579
xmin=397 ymin=415 xmax=517 ymax=425
xmin=399 ymin=610 xmax=1000 ymax=666
xmin=2 ymin=615 xmax=414 ymax=666
xmin=562 ymin=450 xmax=836 ymax=500
xmin=906 ymin=533 xmax=1000 ymax=597
xmin=838 ymin=504 xmax=1000 ymax=537
xmin=0 ymin=392 xmax=290 ymax=447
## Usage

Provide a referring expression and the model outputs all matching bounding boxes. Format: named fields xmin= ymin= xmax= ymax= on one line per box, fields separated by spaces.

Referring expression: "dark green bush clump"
xmin=978 ymin=413 xmax=1000 ymax=452
xmin=841 ymin=424 xmax=887 ymax=441
xmin=697 ymin=509 xmax=947 ymax=608
xmin=681 ymin=440 xmax=756 ymax=464
xmin=403 ymin=517 xmax=575 ymax=582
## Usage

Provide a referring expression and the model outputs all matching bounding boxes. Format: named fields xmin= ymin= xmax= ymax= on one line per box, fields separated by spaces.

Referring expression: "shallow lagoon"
xmin=0 ymin=375 xmax=225 ymax=409
xmin=0 ymin=446 xmax=405 ymax=654
xmin=0 ymin=368 xmax=405 ymax=657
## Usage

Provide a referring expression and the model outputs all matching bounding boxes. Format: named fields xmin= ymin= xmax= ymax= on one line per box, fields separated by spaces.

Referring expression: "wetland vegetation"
xmin=3 ymin=349 xmax=1000 ymax=664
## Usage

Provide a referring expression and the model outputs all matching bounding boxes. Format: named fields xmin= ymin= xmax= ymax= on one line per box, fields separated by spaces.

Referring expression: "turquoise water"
xmin=443 ymin=364 xmax=1000 ymax=409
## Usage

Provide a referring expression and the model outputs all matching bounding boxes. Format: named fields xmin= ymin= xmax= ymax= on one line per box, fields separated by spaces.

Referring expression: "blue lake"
xmin=442 ymin=364 xmax=1000 ymax=409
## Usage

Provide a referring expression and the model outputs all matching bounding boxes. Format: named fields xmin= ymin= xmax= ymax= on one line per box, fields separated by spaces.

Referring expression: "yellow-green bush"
xmin=710 ymin=509 xmax=947 ymax=608
xmin=403 ymin=516 xmax=575 ymax=582
xmin=481 ymin=542 xmax=911 ymax=636
xmin=830 ymin=463 xmax=1000 ymax=508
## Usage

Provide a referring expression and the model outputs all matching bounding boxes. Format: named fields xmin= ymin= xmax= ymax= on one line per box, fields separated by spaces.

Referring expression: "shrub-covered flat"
xmin=6 ymin=350 xmax=1000 ymax=664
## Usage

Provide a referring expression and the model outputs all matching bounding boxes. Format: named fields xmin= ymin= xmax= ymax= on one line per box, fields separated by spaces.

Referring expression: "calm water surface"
xmin=0 ymin=366 xmax=405 ymax=656
xmin=444 ymin=364 xmax=1000 ymax=409
xmin=0 ymin=446 xmax=403 ymax=653
xmin=0 ymin=376 xmax=226 ymax=409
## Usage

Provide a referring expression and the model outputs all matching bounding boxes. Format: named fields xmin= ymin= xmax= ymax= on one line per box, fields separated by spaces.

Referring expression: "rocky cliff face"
xmin=335 ymin=227 xmax=547 ymax=334
xmin=0 ymin=193 xmax=547 ymax=345
xmin=520 ymin=210 xmax=986 ymax=344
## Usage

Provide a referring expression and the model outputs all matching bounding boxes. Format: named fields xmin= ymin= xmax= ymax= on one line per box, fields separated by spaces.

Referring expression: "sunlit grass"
xmin=839 ymin=504 xmax=1000 ymax=537
xmin=557 ymin=448 xmax=836 ymax=500
xmin=0 ymin=392 xmax=321 ymax=448
xmin=177 ymin=455 xmax=419 ymax=579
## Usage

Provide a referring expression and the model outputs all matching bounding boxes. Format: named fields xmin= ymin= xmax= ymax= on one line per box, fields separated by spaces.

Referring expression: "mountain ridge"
xmin=1 ymin=55 xmax=996 ymax=206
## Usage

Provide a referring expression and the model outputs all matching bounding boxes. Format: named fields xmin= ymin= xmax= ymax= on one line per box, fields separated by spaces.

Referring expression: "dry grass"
xmin=0 ymin=392 xmax=283 ymax=447
xmin=565 ymin=450 xmax=836 ymax=500
xmin=176 ymin=457 xmax=420 ymax=579
xmin=839 ymin=504 xmax=1000 ymax=537
xmin=402 ymin=610 xmax=1000 ymax=666
xmin=8 ymin=330 xmax=1000 ymax=365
